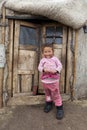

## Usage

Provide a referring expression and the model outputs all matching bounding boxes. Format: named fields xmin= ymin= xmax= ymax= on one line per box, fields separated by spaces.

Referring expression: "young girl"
xmin=38 ymin=43 xmax=64 ymax=120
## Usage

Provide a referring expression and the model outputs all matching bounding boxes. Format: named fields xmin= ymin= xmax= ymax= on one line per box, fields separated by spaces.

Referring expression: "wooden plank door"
xmin=13 ymin=21 xmax=39 ymax=96
xmin=38 ymin=24 xmax=67 ymax=94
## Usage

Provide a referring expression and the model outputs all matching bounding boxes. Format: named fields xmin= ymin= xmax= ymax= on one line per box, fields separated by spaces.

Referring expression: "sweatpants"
xmin=42 ymin=81 xmax=62 ymax=106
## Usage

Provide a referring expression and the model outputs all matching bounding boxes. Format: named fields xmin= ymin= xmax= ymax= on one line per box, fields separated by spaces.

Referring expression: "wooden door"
xmin=13 ymin=21 xmax=67 ymax=97
xmin=13 ymin=21 xmax=39 ymax=96
xmin=38 ymin=24 xmax=67 ymax=94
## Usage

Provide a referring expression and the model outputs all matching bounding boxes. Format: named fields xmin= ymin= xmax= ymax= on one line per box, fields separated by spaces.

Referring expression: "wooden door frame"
xmin=13 ymin=20 xmax=41 ymax=96
xmin=8 ymin=19 xmax=70 ymax=97
xmin=7 ymin=19 xmax=71 ymax=106
xmin=40 ymin=23 xmax=68 ymax=93
xmin=8 ymin=19 xmax=14 ymax=98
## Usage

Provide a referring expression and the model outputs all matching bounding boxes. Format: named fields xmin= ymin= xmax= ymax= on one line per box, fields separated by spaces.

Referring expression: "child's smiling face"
xmin=43 ymin=47 xmax=53 ymax=59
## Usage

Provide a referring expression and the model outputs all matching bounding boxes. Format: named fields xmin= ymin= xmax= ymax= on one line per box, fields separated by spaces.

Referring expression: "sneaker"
xmin=56 ymin=105 xmax=64 ymax=120
xmin=44 ymin=101 xmax=53 ymax=113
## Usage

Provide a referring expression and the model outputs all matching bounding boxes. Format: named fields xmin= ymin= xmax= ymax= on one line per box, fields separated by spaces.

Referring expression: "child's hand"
xmin=43 ymin=68 xmax=49 ymax=73
xmin=49 ymin=70 xmax=57 ymax=74
xmin=43 ymin=68 xmax=57 ymax=74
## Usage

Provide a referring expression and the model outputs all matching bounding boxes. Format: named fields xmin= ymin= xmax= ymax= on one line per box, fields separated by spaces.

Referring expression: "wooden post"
xmin=0 ymin=6 xmax=6 ymax=108
xmin=8 ymin=20 xmax=14 ymax=97
xmin=74 ymin=30 xmax=78 ymax=83
xmin=66 ymin=28 xmax=72 ymax=93
xmin=71 ymin=30 xmax=78 ymax=100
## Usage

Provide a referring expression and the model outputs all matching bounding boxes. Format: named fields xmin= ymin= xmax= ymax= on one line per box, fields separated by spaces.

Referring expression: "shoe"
xmin=44 ymin=101 xmax=53 ymax=113
xmin=56 ymin=105 xmax=64 ymax=120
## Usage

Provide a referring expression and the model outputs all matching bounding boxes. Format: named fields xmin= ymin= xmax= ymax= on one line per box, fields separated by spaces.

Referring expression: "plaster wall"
xmin=75 ymin=28 xmax=87 ymax=99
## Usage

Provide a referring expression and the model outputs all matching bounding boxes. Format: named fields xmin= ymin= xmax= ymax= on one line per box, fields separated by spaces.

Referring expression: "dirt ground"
xmin=0 ymin=100 xmax=87 ymax=130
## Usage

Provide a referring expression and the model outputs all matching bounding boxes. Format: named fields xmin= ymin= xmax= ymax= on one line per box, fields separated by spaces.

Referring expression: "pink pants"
xmin=42 ymin=81 xmax=62 ymax=106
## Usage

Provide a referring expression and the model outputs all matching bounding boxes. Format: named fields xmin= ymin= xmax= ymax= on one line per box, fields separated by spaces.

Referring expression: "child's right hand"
xmin=49 ymin=70 xmax=57 ymax=74
xmin=43 ymin=68 xmax=57 ymax=74
xmin=43 ymin=68 xmax=49 ymax=73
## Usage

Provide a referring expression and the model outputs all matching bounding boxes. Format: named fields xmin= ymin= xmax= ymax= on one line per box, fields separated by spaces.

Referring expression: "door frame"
xmin=38 ymin=23 xmax=67 ymax=93
xmin=8 ymin=19 xmax=69 ymax=99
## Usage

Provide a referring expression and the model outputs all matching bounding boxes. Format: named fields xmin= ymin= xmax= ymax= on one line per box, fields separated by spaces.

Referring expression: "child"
xmin=38 ymin=43 xmax=64 ymax=120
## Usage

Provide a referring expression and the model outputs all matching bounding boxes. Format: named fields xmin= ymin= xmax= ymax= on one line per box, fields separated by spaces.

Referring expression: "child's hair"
xmin=41 ymin=43 xmax=54 ymax=52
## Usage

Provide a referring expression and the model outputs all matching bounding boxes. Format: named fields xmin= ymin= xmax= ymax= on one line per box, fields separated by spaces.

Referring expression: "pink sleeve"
xmin=38 ymin=59 xmax=44 ymax=72
xmin=54 ymin=57 xmax=62 ymax=73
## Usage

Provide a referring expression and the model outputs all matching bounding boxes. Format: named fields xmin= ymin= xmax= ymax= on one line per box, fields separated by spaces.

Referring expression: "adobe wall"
xmin=75 ymin=28 xmax=87 ymax=99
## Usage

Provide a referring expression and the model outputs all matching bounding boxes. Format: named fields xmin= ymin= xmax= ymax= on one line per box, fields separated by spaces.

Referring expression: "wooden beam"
xmin=8 ymin=20 xmax=14 ymax=97
xmin=7 ymin=94 xmax=70 ymax=106
xmin=74 ymin=30 xmax=78 ymax=83
xmin=0 ymin=6 xmax=6 ymax=108
xmin=61 ymin=26 xmax=67 ymax=93
xmin=71 ymin=30 xmax=78 ymax=100
xmin=66 ymin=28 xmax=72 ymax=93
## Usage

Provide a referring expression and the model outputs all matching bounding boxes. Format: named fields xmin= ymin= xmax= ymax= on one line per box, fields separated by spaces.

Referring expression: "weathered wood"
xmin=72 ymin=30 xmax=78 ymax=100
xmin=6 ymin=19 xmax=70 ymax=105
xmin=18 ymin=50 xmax=36 ymax=70
xmin=60 ymin=26 xmax=67 ymax=93
xmin=73 ymin=30 xmax=78 ymax=84
xmin=33 ymin=52 xmax=39 ymax=90
xmin=8 ymin=20 xmax=14 ymax=97
xmin=7 ymin=94 xmax=70 ymax=106
xmin=38 ymin=26 xmax=45 ymax=93
xmin=21 ymin=75 xmax=32 ymax=92
xmin=66 ymin=28 xmax=72 ymax=93
xmin=20 ymin=21 xmax=38 ymax=28
xmin=0 ymin=69 xmax=3 ymax=107
xmin=13 ymin=20 xmax=39 ymax=95
xmin=18 ymin=70 xmax=34 ymax=75
xmin=0 ymin=6 xmax=6 ymax=108
xmin=39 ymin=24 xmax=67 ymax=94
xmin=19 ymin=45 xmax=38 ymax=51
xmin=13 ymin=21 xmax=20 ymax=94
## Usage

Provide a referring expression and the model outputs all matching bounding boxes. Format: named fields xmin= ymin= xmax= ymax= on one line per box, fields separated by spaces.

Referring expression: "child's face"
xmin=43 ymin=47 xmax=53 ymax=58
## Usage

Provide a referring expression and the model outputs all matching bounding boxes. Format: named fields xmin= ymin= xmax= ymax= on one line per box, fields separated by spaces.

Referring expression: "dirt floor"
xmin=0 ymin=100 xmax=87 ymax=130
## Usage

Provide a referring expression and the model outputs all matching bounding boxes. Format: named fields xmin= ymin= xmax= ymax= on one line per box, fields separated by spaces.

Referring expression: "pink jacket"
xmin=38 ymin=56 xmax=62 ymax=83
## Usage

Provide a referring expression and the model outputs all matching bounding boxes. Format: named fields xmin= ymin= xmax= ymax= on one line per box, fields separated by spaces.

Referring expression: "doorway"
xmin=10 ymin=20 xmax=67 ymax=97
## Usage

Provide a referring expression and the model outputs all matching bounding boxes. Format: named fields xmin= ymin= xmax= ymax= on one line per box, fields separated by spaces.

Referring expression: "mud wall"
xmin=75 ymin=28 xmax=87 ymax=99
